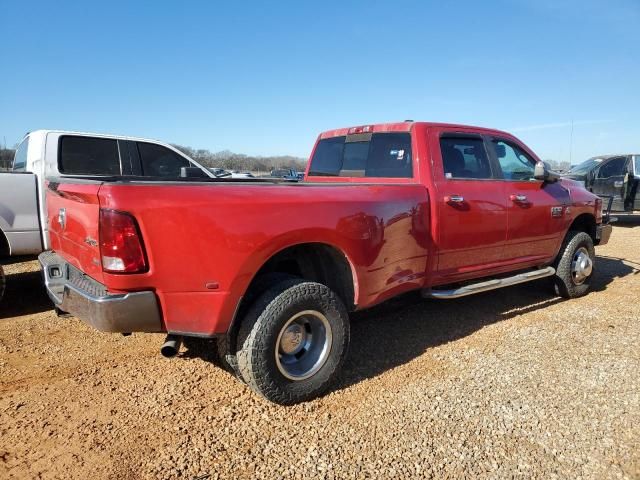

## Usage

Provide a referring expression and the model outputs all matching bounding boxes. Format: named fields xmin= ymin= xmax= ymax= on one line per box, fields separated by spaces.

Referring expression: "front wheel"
xmin=236 ymin=279 xmax=350 ymax=405
xmin=552 ymin=230 xmax=595 ymax=298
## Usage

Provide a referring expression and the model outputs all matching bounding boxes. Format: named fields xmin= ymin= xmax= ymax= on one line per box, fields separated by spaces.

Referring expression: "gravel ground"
xmin=1 ymin=226 xmax=639 ymax=480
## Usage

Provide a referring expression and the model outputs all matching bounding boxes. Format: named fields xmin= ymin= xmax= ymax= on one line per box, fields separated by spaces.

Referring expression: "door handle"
xmin=510 ymin=194 xmax=528 ymax=203
xmin=445 ymin=195 xmax=464 ymax=204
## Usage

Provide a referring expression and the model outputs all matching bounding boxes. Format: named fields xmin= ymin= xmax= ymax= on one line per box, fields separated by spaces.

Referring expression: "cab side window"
xmin=491 ymin=140 xmax=536 ymax=181
xmin=440 ymin=137 xmax=492 ymax=179
xmin=596 ymin=157 xmax=627 ymax=178
xmin=137 ymin=142 xmax=191 ymax=177
xmin=59 ymin=136 xmax=121 ymax=175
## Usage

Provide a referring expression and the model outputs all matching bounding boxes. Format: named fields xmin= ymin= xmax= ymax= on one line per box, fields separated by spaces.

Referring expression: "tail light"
xmin=595 ymin=197 xmax=603 ymax=223
xmin=99 ymin=209 xmax=148 ymax=273
xmin=348 ymin=125 xmax=372 ymax=134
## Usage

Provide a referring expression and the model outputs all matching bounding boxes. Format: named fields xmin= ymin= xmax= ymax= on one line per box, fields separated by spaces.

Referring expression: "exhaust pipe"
xmin=161 ymin=334 xmax=183 ymax=358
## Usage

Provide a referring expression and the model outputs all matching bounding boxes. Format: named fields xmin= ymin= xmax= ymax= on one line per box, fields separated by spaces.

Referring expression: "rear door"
xmin=591 ymin=156 xmax=628 ymax=211
xmin=487 ymin=137 xmax=568 ymax=263
xmin=430 ymin=130 xmax=509 ymax=280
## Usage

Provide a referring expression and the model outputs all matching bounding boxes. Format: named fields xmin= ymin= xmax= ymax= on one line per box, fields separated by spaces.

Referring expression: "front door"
xmin=592 ymin=156 xmax=629 ymax=211
xmin=431 ymin=131 xmax=509 ymax=280
xmin=626 ymin=155 xmax=640 ymax=211
xmin=487 ymin=138 xmax=569 ymax=264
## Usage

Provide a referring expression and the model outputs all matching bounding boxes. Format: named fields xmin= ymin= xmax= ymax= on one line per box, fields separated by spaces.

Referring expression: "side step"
xmin=422 ymin=266 xmax=556 ymax=300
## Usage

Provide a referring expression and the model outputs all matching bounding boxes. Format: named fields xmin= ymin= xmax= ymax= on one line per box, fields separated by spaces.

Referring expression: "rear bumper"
xmin=38 ymin=251 xmax=163 ymax=333
xmin=596 ymin=223 xmax=612 ymax=246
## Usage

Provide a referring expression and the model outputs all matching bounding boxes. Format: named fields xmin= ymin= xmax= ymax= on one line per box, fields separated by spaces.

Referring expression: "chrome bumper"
xmin=596 ymin=223 xmax=612 ymax=246
xmin=38 ymin=251 xmax=163 ymax=333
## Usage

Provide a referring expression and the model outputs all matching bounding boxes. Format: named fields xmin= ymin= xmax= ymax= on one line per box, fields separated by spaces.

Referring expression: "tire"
xmin=552 ymin=230 xmax=595 ymax=298
xmin=0 ymin=265 xmax=5 ymax=304
xmin=220 ymin=272 xmax=297 ymax=381
xmin=236 ymin=279 xmax=350 ymax=405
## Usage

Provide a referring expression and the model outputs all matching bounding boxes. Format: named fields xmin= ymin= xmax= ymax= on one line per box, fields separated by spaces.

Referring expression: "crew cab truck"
xmin=0 ymin=130 xmax=211 ymax=302
xmin=39 ymin=122 xmax=612 ymax=404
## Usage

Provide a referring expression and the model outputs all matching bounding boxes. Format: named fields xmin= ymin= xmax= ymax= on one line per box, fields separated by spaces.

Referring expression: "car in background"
xmin=563 ymin=157 xmax=604 ymax=185
xmin=564 ymin=154 xmax=640 ymax=212
xmin=229 ymin=171 xmax=255 ymax=179
xmin=210 ymin=168 xmax=229 ymax=177
xmin=270 ymin=168 xmax=300 ymax=180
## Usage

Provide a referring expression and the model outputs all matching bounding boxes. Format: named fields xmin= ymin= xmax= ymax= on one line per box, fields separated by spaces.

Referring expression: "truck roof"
xmin=24 ymin=129 xmax=178 ymax=148
xmin=588 ymin=154 xmax=640 ymax=159
xmin=318 ymin=121 xmax=515 ymax=139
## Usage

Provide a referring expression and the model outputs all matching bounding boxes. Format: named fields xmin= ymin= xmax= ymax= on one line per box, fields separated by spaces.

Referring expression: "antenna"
xmin=569 ymin=119 xmax=574 ymax=166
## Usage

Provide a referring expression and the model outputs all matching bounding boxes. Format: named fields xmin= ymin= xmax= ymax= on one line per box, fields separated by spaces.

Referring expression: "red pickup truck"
xmin=40 ymin=122 xmax=612 ymax=404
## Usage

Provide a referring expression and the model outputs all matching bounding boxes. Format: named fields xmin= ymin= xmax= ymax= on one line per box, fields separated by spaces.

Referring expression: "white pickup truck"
xmin=0 ymin=130 xmax=212 ymax=301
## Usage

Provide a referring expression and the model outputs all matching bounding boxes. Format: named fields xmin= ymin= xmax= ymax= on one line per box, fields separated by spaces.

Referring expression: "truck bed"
xmin=46 ymin=177 xmax=431 ymax=336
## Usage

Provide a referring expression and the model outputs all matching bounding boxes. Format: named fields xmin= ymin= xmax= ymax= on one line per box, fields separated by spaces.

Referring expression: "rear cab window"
xmin=308 ymin=132 xmax=413 ymax=178
xmin=59 ymin=136 xmax=121 ymax=175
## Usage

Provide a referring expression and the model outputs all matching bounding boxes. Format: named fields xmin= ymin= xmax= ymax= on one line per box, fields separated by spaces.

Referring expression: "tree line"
xmin=0 ymin=148 xmax=14 ymax=170
xmin=172 ymin=145 xmax=306 ymax=173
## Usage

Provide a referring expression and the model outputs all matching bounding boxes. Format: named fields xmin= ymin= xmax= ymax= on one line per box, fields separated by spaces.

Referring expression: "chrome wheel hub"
xmin=571 ymin=247 xmax=593 ymax=285
xmin=280 ymin=324 xmax=306 ymax=355
xmin=275 ymin=310 xmax=332 ymax=381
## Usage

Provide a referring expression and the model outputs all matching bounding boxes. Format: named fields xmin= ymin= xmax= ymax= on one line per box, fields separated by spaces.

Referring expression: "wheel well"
xmin=225 ymin=243 xmax=355 ymax=354
xmin=250 ymin=243 xmax=355 ymax=310
xmin=569 ymin=213 xmax=596 ymax=241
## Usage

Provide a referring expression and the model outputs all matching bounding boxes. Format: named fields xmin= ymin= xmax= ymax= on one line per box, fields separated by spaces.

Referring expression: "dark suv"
xmin=564 ymin=154 xmax=640 ymax=212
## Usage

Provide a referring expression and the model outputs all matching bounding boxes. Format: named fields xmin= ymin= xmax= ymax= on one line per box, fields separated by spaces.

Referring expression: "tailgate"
xmin=47 ymin=181 xmax=104 ymax=283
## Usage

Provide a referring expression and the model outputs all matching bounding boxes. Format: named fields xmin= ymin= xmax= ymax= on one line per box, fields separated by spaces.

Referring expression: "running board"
xmin=422 ymin=267 xmax=556 ymax=299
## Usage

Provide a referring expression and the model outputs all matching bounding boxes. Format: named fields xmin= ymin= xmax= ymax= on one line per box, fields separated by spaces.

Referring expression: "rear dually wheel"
xmin=236 ymin=279 xmax=350 ymax=405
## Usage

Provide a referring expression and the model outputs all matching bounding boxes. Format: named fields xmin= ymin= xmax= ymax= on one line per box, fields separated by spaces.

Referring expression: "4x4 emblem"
xmin=58 ymin=208 xmax=66 ymax=230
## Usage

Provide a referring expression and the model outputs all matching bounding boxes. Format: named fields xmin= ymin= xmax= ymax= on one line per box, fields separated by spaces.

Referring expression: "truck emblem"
xmin=85 ymin=237 xmax=98 ymax=247
xmin=550 ymin=206 xmax=563 ymax=218
xmin=58 ymin=208 xmax=66 ymax=230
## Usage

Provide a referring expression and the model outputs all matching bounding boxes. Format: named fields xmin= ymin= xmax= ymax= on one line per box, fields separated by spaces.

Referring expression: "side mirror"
xmin=534 ymin=161 xmax=560 ymax=183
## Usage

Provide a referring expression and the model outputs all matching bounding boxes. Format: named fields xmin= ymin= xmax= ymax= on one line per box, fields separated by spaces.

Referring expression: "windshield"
xmin=634 ymin=155 xmax=640 ymax=175
xmin=569 ymin=158 xmax=603 ymax=175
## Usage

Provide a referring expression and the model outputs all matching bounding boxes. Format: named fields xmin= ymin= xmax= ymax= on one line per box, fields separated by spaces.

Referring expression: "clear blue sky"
xmin=1 ymin=0 xmax=638 ymax=163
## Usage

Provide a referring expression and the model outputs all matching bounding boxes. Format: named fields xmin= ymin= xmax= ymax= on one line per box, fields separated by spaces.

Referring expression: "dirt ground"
xmin=1 ymin=226 xmax=639 ymax=480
